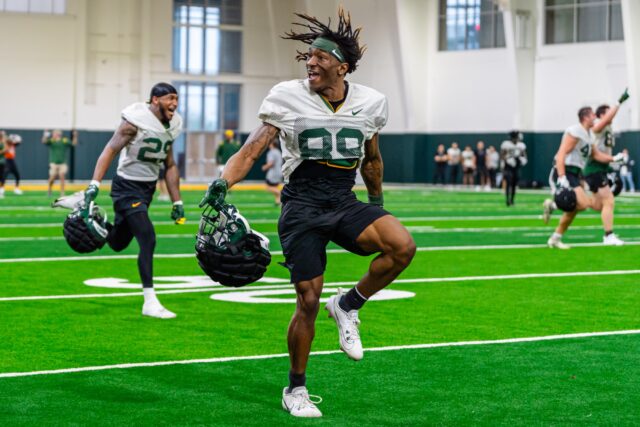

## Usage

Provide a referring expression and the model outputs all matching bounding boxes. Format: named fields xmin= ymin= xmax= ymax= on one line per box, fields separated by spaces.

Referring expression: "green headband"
xmin=311 ymin=37 xmax=345 ymax=63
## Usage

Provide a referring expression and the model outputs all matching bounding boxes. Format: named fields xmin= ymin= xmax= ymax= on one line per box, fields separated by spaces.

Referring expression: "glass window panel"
xmin=609 ymin=2 xmax=623 ymax=40
xmin=204 ymin=27 xmax=220 ymax=74
xmin=545 ymin=8 xmax=574 ymax=43
xmin=204 ymin=85 xmax=220 ymax=131
xmin=29 ymin=0 xmax=53 ymax=13
xmin=188 ymin=27 xmax=204 ymax=74
xmin=480 ymin=0 xmax=495 ymax=13
xmin=220 ymin=30 xmax=242 ymax=73
xmin=173 ymin=26 xmax=188 ymax=73
xmin=577 ymin=4 xmax=606 ymax=42
xmin=222 ymin=85 xmax=241 ymax=130
xmin=221 ymin=0 xmax=242 ymax=25
xmin=578 ymin=0 xmax=602 ymax=4
xmin=495 ymin=11 xmax=506 ymax=47
xmin=174 ymin=1 xmax=188 ymax=24
xmin=187 ymin=83 xmax=204 ymax=131
xmin=478 ymin=13 xmax=494 ymax=48
xmin=546 ymin=0 xmax=574 ymax=5
xmin=5 ymin=0 xmax=28 ymax=12
xmin=188 ymin=4 xmax=204 ymax=25
xmin=52 ymin=0 xmax=65 ymax=14
xmin=206 ymin=6 xmax=220 ymax=26
xmin=438 ymin=17 xmax=448 ymax=50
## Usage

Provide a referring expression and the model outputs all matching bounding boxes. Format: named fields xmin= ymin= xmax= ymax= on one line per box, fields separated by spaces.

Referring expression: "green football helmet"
xmin=195 ymin=202 xmax=271 ymax=287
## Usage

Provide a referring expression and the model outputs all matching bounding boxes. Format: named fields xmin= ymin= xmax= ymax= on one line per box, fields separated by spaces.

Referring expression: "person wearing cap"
xmin=42 ymin=129 xmax=77 ymax=197
xmin=216 ymin=129 xmax=240 ymax=177
xmin=199 ymin=9 xmax=415 ymax=417
xmin=58 ymin=82 xmax=186 ymax=319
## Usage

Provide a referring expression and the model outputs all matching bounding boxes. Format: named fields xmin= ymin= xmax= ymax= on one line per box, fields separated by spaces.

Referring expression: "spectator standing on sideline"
xmin=43 ymin=129 xmax=77 ymax=197
xmin=487 ymin=145 xmax=500 ymax=188
xmin=619 ymin=148 xmax=635 ymax=192
xmin=475 ymin=140 xmax=489 ymax=191
xmin=461 ymin=145 xmax=476 ymax=187
xmin=447 ymin=142 xmax=461 ymax=185
xmin=216 ymin=129 xmax=241 ymax=177
xmin=500 ymin=130 xmax=527 ymax=206
xmin=261 ymin=140 xmax=283 ymax=205
xmin=5 ymin=133 xmax=22 ymax=195
xmin=433 ymin=144 xmax=448 ymax=185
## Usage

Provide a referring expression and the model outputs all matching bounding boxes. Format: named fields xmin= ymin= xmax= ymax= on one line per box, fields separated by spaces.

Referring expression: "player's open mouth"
xmin=308 ymin=71 xmax=320 ymax=82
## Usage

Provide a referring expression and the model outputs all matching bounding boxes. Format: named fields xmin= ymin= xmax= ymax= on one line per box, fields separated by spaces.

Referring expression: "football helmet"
xmin=553 ymin=187 xmax=577 ymax=212
xmin=195 ymin=203 xmax=271 ymax=287
xmin=607 ymin=171 xmax=623 ymax=197
xmin=63 ymin=202 xmax=109 ymax=253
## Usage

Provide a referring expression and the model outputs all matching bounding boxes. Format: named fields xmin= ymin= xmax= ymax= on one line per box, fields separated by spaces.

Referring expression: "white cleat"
xmin=52 ymin=191 xmax=85 ymax=209
xmin=142 ymin=303 xmax=177 ymax=319
xmin=282 ymin=387 xmax=322 ymax=418
xmin=13 ymin=188 xmax=23 ymax=195
xmin=603 ymin=233 xmax=624 ymax=246
xmin=325 ymin=288 xmax=363 ymax=361
xmin=547 ymin=236 xmax=570 ymax=249
xmin=542 ymin=198 xmax=554 ymax=224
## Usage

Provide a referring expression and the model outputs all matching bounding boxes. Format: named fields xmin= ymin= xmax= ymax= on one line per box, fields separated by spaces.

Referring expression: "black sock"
xmin=605 ymin=230 xmax=613 ymax=236
xmin=288 ymin=371 xmax=305 ymax=392
xmin=339 ymin=287 xmax=368 ymax=312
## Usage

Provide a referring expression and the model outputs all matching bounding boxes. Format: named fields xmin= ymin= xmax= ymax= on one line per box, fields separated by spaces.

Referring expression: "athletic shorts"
xmin=550 ymin=167 xmax=582 ymax=189
xmin=110 ymin=175 xmax=156 ymax=226
xmin=584 ymin=171 xmax=609 ymax=192
xmin=49 ymin=163 xmax=68 ymax=177
xmin=278 ymin=198 xmax=390 ymax=283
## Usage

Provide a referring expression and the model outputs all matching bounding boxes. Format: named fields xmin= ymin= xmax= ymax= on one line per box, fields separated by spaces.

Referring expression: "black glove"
xmin=171 ymin=201 xmax=186 ymax=224
xmin=618 ymin=88 xmax=630 ymax=105
xmin=199 ymin=179 xmax=228 ymax=210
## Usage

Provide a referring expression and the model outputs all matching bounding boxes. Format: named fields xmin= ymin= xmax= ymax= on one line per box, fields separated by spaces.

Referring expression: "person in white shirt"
xmin=447 ymin=142 xmax=461 ymax=185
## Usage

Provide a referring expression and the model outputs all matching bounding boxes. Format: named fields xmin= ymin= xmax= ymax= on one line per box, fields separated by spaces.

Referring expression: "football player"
xmin=500 ymin=131 xmax=527 ymax=206
xmin=63 ymin=83 xmax=185 ymax=318
xmin=543 ymin=106 xmax=623 ymax=249
xmin=200 ymin=9 xmax=415 ymax=418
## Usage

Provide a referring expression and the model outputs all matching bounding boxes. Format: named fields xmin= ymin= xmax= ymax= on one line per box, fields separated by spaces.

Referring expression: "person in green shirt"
xmin=42 ymin=129 xmax=77 ymax=196
xmin=216 ymin=129 xmax=240 ymax=177
xmin=0 ymin=131 xmax=6 ymax=199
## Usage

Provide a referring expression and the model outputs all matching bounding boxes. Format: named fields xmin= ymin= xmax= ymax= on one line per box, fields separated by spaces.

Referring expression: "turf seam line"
xmin=1 ymin=329 xmax=638 ymax=379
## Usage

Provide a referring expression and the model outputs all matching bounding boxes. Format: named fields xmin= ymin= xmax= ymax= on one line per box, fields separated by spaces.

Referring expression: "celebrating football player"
xmin=57 ymin=83 xmax=185 ymax=318
xmin=200 ymin=9 xmax=416 ymax=418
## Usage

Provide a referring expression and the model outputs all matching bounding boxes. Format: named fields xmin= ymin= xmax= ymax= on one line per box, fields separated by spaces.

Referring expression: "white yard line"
xmin=2 ymin=269 xmax=639 ymax=302
xmin=1 ymin=329 xmax=638 ymax=379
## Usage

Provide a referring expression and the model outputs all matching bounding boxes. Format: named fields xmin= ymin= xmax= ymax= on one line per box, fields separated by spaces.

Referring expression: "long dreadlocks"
xmin=282 ymin=8 xmax=366 ymax=74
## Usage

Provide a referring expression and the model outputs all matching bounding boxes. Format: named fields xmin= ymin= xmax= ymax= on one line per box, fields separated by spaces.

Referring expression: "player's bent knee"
xmin=392 ymin=237 xmax=416 ymax=269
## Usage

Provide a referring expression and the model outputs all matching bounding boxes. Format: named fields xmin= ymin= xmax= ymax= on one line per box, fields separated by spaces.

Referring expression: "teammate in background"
xmin=65 ymin=83 xmax=186 ymax=318
xmin=501 ymin=131 xmax=527 ymax=206
xmin=5 ymin=134 xmax=22 ymax=195
xmin=216 ymin=129 xmax=241 ymax=177
xmin=447 ymin=142 xmax=461 ymax=185
xmin=543 ymin=106 xmax=622 ymax=249
xmin=43 ymin=129 xmax=77 ymax=197
xmin=461 ymin=145 xmax=476 ymax=187
xmin=433 ymin=144 xmax=448 ymax=185
xmin=487 ymin=145 xmax=500 ymax=188
xmin=200 ymin=10 xmax=415 ymax=418
xmin=619 ymin=148 xmax=635 ymax=192
xmin=474 ymin=140 xmax=489 ymax=191
xmin=0 ymin=131 xmax=6 ymax=198
xmin=261 ymin=140 xmax=283 ymax=205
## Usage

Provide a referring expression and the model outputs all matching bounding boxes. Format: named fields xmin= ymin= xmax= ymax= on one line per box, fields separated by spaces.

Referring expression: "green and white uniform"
xmin=117 ymin=102 xmax=182 ymax=181
xmin=561 ymin=124 xmax=593 ymax=172
xmin=583 ymin=121 xmax=614 ymax=175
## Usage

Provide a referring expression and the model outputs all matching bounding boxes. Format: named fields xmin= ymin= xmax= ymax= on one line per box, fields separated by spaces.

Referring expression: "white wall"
xmin=0 ymin=0 xmax=636 ymax=134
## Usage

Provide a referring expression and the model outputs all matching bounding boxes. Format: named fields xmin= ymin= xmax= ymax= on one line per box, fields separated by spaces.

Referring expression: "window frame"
xmin=438 ymin=0 xmax=506 ymax=52
xmin=544 ymin=0 xmax=623 ymax=45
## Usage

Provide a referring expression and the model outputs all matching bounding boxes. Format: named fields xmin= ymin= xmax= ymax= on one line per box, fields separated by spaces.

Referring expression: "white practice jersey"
xmin=500 ymin=140 xmax=526 ymax=168
xmin=561 ymin=124 xmax=593 ymax=170
xmin=117 ymin=102 xmax=183 ymax=181
xmin=462 ymin=150 xmax=474 ymax=168
xmin=258 ymin=79 xmax=387 ymax=182
xmin=447 ymin=147 xmax=461 ymax=165
xmin=591 ymin=121 xmax=614 ymax=155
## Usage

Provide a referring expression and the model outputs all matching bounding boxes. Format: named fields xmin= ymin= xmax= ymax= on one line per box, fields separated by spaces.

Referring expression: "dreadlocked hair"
xmin=282 ymin=8 xmax=366 ymax=74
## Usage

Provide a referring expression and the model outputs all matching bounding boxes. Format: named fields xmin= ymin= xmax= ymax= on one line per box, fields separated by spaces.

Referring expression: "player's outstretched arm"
xmin=220 ymin=123 xmax=279 ymax=187
xmin=164 ymin=145 xmax=186 ymax=224
xmin=361 ymin=133 xmax=384 ymax=206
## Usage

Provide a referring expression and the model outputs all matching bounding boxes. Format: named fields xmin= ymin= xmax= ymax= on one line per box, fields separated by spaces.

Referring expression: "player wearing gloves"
xmin=500 ymin=131 xmax=527 ymax=206
xmin=57 ymin=83 xmax=185 ymax=319
xmin=543 ymin=102 xmax=626 ymax=249
xmin=200 ymin=9 xmax=415 ymax=418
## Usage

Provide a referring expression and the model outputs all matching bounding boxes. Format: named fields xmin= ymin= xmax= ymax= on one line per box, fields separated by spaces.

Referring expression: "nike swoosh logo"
xmin=131 ymin=202 xmax=142 ymax=208
xmin=352 ymin=109 xmax=362 ymax=116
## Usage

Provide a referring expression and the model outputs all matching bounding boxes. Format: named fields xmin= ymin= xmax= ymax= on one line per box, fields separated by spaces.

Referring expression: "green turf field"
xmin=1 ymin=187 xmax=639 ymax=425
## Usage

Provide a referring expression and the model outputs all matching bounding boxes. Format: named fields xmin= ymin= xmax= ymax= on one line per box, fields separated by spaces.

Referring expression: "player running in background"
xmin=59 ymin=83 xmax=186 ymax=318
xmin=199 ymin=9 xmax=415 ymax=418
xmin=500 ymin=131 xmax=527 ymax=206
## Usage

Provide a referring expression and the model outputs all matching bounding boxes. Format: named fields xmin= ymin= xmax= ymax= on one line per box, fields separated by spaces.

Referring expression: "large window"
xmin=438 ymin=0 xmax=505 ymax=51
xmin=174 ymin=81 xmax=240 ymax=131
xmin=173 ymin=0 xmax=242 ymax=74
xmin=0 ymin=0 xmax=65 ymax=14
xmin=545 ymin=0 xmax=623 ymax=44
